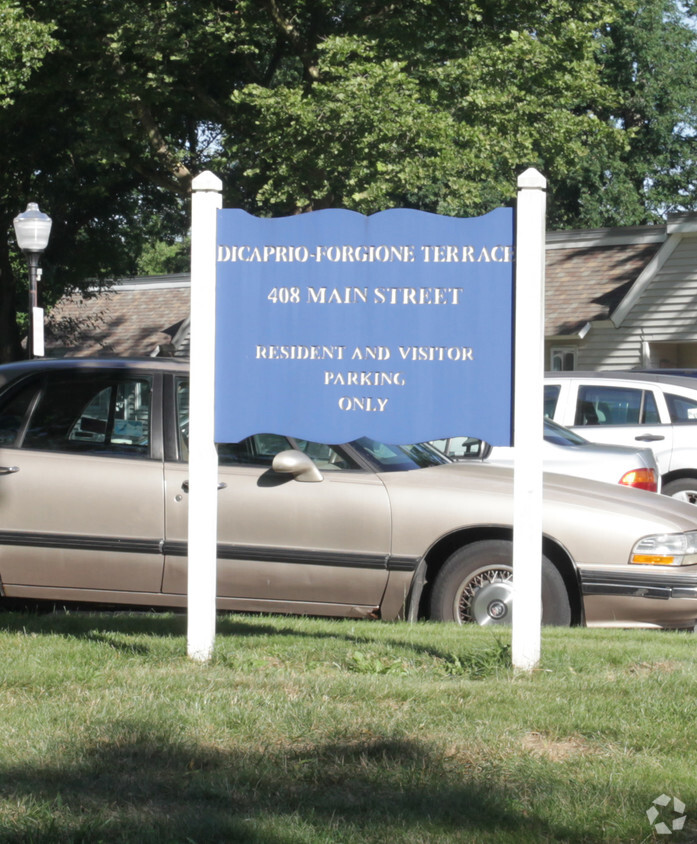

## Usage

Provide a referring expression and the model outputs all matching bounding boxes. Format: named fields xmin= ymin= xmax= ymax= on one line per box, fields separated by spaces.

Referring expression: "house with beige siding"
xmin=545 ymin=212 xmax=697 ymax=371
xmin=45 ymin=213 xmax=697 ymax=370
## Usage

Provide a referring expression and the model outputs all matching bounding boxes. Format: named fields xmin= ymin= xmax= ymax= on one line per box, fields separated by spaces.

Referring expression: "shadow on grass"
xmin=0 ymin=606 xmax=507 ymax=667
xmin=0 ymin=728 xmax=572 ymax=844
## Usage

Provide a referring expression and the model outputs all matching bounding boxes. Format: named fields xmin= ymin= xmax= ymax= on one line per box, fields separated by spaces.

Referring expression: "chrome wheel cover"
xmin=671 ymin=489 xmax=697 ymax=505
xmin=454 ymin=566 xmax=513 ymax=626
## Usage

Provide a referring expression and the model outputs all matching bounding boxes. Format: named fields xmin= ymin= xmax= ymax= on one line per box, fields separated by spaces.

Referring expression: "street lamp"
xmin=13 ymin=202 xmax=52 ymax=358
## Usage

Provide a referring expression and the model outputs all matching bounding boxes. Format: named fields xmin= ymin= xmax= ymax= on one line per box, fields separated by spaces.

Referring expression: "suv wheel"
xmin=663 ymin=478 xmax=697 ymax=505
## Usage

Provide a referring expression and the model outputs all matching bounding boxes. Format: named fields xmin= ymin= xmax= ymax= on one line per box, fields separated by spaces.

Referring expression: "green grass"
xmin=0 ymin=611 xmax=696 ymax=843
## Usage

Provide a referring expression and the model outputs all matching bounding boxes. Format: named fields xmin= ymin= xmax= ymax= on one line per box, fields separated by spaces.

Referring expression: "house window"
xmin=550 ymin=347 xmax=576 ymax=371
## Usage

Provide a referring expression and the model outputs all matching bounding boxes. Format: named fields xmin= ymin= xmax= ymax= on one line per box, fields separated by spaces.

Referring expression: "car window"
xmin=218 ymin=434 xmax=359 ymax=469
xmin=289 ymin=439 xmax=359 ymax=470
xmin=432 ymin=436 xmax=485 ymax=459
xmin=544 ymin=419 xmax=588 ymax=446
xmin=176 ymin=378 xmax=293 ymax=466
xmin=574 ymin=385 xmax=660 ymax=426
xmin=544 ymin=384 xmax=560 ymax=418
xmin=351 ymin=437 xmax=448 ymax=471
xmin=22 ymin=372 xmax=152 ymax=456
xmin=218 ymin=434 xmax=296 ymax=466
xmin=175 ymin=378 xmax=358 ymax=469
xmin=0 ymin=380 xmax=40 ymax=447
xmin=664 ymin=392 xmax=697 ymax=423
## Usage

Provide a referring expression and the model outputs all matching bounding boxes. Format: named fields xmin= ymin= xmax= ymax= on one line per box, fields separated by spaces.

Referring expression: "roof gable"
xmin=545 ymin=214 xmax=697 ymax=337
xmin=545 ymin=239 xmax=663 ymax=336
xmin=46 ymin=275 xmax=190 ymax=357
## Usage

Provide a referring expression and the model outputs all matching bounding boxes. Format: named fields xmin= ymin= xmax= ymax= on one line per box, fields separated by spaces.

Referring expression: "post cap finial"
xmin=192 ymin=171 xmax=223 ymax=193
xmin=517 ymin=168 xmax=547 ymax=190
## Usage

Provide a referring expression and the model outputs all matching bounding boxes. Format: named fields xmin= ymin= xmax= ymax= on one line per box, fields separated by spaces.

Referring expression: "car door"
xmin=552 ymin=379 xmax=673 ymax=475
xmin=0 ymin=367 xmax=166 ymax=599
xmin=660 ymin=388 xmax=697 ymax=474
xmin=161 ymin=376 xmax=392 ymax=615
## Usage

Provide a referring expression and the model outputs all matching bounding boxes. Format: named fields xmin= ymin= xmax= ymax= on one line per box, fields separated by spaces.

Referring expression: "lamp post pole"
xmin=25 ymin=252 xmax=40 ymax=359
xmin=13 ymin=202 xmax=52 ymax=359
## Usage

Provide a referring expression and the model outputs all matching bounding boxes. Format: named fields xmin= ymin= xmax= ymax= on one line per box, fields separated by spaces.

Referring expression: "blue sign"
xmin=215 ymin=207 xmax=514 ymax=445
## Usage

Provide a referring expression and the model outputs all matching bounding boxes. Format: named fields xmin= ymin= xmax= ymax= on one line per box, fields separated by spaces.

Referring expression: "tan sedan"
xmin=1 ymin=358 xmax=697 ymax=629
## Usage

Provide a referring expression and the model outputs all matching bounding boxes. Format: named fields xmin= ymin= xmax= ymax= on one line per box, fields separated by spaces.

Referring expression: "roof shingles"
xmin=545 ymin=242 xmax=661 ymax=336
xmin=45 ymin=283 xmax=190 ymax=357
xmin=43 ymin=221 xmax=679 ymax=357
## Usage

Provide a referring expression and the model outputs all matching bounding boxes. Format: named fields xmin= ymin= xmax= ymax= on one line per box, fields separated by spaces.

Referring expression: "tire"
xmin=428 ymin=539 xmax=571 ymax=626
xmin=663 ymin=478 xmax=697 ymax=505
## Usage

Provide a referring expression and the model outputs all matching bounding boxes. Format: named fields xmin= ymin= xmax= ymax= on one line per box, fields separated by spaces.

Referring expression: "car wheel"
xmin=428 ymin=539 xmax=571 ymax=626
xmin=663 ymin=478 xmax=697 ymax=505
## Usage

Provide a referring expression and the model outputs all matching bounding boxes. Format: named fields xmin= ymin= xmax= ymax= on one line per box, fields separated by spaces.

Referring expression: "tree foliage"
xmin=590 ymin=0 xmax=697 ymax=225
xmin=0 ymin=0 xmax=696 ymax=359
xmin=0 ymin=1 xmax=55 ymax=107
xmin=227 ymin=1 xmax=626 ymax=219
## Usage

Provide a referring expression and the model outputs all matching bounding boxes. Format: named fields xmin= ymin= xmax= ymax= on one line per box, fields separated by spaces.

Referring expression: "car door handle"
xmin=180 ymin=481 xmax=227 ymax=493
xmin=635 ymin=434 xmax=665 ymax=442
xmin=0 ymin=466 xmax=19 ymax=474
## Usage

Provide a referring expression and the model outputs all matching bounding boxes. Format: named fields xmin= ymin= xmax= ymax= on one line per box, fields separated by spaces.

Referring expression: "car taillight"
xmin=619 ymin=468 xmax=658 ymax=492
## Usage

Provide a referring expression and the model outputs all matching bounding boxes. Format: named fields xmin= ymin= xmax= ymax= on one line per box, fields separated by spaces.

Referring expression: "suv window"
xmin=21 ymin=372 xmax=152 ymax=456
xmin=665 ymin=392 xmax=697 ymax=423
xmin=544 ymin=384 xmax=560 ymax=418
xmin=574 ymin=385 xmax=660 ymax=426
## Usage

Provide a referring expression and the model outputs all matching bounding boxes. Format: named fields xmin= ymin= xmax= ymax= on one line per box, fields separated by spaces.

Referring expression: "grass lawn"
xmin=0 ymin=610 xmax=696 ymax=843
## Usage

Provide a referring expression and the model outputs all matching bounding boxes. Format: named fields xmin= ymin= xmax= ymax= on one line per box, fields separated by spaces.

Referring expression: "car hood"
xmin=378 ymin=461 xmax=697 ymax=567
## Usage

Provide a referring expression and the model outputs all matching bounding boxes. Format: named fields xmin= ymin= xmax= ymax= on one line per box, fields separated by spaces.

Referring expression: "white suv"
xmin=545 ymin=371 xmax=697 ymax=502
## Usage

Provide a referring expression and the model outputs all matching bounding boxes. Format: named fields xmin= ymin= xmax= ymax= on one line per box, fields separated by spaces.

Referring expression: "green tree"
xmin=224 ymin=1 xmax=629 ymax=218
xmin=1 ymin=0 xmax=696 ymax=360
xmin=550 ymin=0 xmax=697 ymax=226
xmin=0 ymin=1 xmax=212 ymax=359
xmin=0 ymin=1 xmax=55 ymax=106
xmin=0 ymin=1 xmax=56 ymax=359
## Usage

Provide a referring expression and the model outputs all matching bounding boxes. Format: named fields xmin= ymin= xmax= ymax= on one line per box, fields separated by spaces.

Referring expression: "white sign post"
xmin=187 ymin=171 xmax=222 ymax=661
xmin=186 ymin=169 xmax=544 ymax=665
xmin=512 ymin=168 xmax=547 ymax=671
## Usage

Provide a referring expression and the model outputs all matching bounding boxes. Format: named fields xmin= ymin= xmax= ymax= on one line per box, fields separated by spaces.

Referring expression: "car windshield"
xmin=350 ymin=437 xmax=449 ymax=471
xmin=543 ymin=419 xmax=589 ymax=446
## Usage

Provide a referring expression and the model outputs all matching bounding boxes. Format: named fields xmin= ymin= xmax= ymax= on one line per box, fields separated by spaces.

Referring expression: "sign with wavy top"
xmin=214 ymin=206 xmax=514 ymax=445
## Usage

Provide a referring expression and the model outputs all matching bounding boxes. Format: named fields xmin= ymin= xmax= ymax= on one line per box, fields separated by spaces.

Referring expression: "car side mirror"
xmin=272 ymin=449 xmax=323 ymax=483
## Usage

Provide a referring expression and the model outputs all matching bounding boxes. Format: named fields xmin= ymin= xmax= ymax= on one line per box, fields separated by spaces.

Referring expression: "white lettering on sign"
xmin=398 ymin=346 xmax=474 ymax=361
xmin=218 ymin=245 xmax=311 ymax=262
xmin=420 ymin=244 xmax=513 ymax=263
xmin=267 ymin=287 xmax=301 ymax=304
xmin=315 ymin=245 xmax=415 ymax=263
xmin=338 ymin=397 xmax=389 ymax=412
xmin=253 ymin=343 xmax=475 ymax=420
xmin=221 ymin=225 xmax=505 ymax=423
xmin=267 ymin=286 xmax=466 ymax=306
xmin=324 ymin=371 xmax=406 ymax=386
xmin=351 ymin=346 xmax=391 ymax=360
xmin=218 ymin=243 xmax=512 ymax=264
xmin=307 ymin=287 xmax=369 ymax=304
xmin=255 ymin=345 xmax=346 ymax=360
xmin=374 ymin=287 xmax=463 ymax=305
